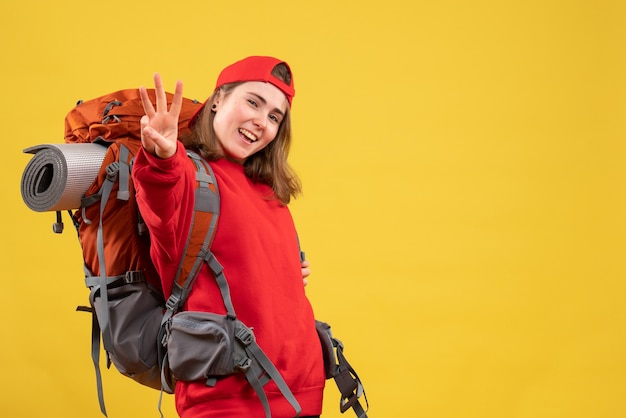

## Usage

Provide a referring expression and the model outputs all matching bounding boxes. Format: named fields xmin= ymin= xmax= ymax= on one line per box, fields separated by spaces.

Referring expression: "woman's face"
xmin=212 ymin=81 xmax=289 ymax=163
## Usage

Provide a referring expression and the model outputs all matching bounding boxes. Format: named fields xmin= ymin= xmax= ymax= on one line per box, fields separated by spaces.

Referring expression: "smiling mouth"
xmin=239 ymin=128 xmax=258 ymax=143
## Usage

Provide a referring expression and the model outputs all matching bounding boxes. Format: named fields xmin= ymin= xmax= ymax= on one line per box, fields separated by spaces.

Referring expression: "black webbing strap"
xmin=333 ymin=339 xmax=368 ymax=418
xmin=301 ymin=244 xmax=368 ymax=417
xmin=53 ymin=210 xmax=79 ymax=234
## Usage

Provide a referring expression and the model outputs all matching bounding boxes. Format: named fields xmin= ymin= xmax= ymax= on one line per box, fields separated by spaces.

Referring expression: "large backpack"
xmin=63 ymin=89 xmax=202 ymax=413
xmin=21 ymin=89 xmax=368 ymax=418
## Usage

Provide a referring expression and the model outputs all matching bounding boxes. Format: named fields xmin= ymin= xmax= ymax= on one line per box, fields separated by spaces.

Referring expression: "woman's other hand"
xmin=301 ymin=260 xmax=311 ymax=286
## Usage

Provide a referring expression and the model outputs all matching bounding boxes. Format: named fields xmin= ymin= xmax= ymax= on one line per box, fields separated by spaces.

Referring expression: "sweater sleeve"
xmin=132 ymin=142 xmax=195 ymax=297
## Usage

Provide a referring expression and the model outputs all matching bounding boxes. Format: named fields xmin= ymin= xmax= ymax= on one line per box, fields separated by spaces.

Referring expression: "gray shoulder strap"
xmin=163 ymin=150 xmax=221 ymax=319
xmin=117 ymin=144 xmax=130 ymax=200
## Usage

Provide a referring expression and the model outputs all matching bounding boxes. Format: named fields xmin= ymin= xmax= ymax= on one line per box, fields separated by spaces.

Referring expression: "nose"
xmin=252 ymin=112 xmax=266 ymax=130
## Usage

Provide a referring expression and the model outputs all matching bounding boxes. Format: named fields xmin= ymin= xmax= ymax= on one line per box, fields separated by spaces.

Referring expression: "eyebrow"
xmin=248 ymin=92 xmax=285 ymax=117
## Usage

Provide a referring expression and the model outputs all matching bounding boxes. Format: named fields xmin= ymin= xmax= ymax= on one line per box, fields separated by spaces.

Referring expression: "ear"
xmin=211 ymin=89 xmax=223 ymax=111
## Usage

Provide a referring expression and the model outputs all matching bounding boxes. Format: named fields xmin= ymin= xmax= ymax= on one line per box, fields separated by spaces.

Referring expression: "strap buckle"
xmin=102 ymin=100 xmax=122 ymax=124
xmin=124 ymin=271 xmax=145 ymax=284
xmin=235 ymin=325 xmax=254 ymax=346
xmin=105 ymin=162 xmax=120 ymax=181
xmin=335 ymin=368 xmax=365 ymax=414
xmin=165 ymin=295 xmax=180 ymax=312
xmin=235 ymin=356 xmax=252 ymax=372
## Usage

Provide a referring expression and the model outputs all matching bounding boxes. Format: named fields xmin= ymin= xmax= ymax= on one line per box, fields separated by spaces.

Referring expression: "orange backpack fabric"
xmin=64 ymin=89 xmax=201 ymax=291
xmin=64 ymin=89 xmax=197 ymax=144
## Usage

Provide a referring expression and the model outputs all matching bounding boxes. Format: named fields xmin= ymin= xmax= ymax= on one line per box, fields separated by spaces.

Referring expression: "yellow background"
xmin=1 ymin=0 xmax=625 ymax=417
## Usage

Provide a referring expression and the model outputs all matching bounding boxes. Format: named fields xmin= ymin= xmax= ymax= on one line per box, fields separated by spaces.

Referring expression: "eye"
xmin=269 ymin=114 xmax=281 ymax=123
xmin=247 ymin=98 xmax=258 ymax=107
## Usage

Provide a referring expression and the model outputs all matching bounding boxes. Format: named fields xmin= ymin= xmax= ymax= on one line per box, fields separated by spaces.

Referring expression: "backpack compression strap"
xmin=93 ymin=144 xmax=132 ymax=350
xmin=75 ymin=143 xmax=134 ymax=417
xmin=334 ymin=337 xmax=369 ymax=417
xmin=161 ymin=151 xmax=301 ymax=418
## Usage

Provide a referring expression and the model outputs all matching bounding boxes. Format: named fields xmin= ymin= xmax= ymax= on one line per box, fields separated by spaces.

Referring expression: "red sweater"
xmin=132 ymin=143 xmax=325 ymax=417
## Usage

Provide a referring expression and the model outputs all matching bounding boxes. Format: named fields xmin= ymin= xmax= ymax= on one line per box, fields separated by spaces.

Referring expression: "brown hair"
xmin=182 ymin=63 xmax=301 ymax=204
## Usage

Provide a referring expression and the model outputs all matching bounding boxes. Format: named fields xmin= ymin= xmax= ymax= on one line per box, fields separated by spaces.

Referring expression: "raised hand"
xmin=139 ymin=73 xmax=184 ymax=159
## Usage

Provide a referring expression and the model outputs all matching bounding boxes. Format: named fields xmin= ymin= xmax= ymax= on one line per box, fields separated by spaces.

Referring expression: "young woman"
xmin=132 ymin=56 xmax=325 ymax=417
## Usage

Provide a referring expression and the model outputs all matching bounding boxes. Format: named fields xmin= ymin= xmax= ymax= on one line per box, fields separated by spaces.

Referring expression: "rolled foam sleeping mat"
xmin=21 ymin=143 xmax=108 ymax=212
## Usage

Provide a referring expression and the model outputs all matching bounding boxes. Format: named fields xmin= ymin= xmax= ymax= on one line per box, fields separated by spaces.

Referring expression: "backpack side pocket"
xmin=166 ymin=311 xmax=236 ymax=381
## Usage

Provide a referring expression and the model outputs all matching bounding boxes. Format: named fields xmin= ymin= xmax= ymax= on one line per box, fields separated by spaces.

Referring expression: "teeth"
xmin=239 ymin=128 xmax=257 ymax=142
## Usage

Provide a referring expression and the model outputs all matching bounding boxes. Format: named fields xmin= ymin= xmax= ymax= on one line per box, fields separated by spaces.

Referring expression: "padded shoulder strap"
xmin=164 ymin=151 xmax=220 ymax=316
xmin=159 ymin=150 xmax=223 ymax=397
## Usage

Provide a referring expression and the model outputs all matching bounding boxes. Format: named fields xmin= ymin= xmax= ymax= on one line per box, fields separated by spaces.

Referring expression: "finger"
xmin=140 ymin=115 xmax=156 ymax=153
xmin=139 ymin=86 xmax=155 ymax=118
xmin=142 ymin=125 xmax=176 ymax=159
xmin=153 ymin=73 xmax=167 ymax=112
xmin=301 ymin=266 xmax=311 ymax=279
xmin=169 ymin=79 xmax=184 ymax=117
xmin=142 ymin=125 xmax=167 ymax=156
